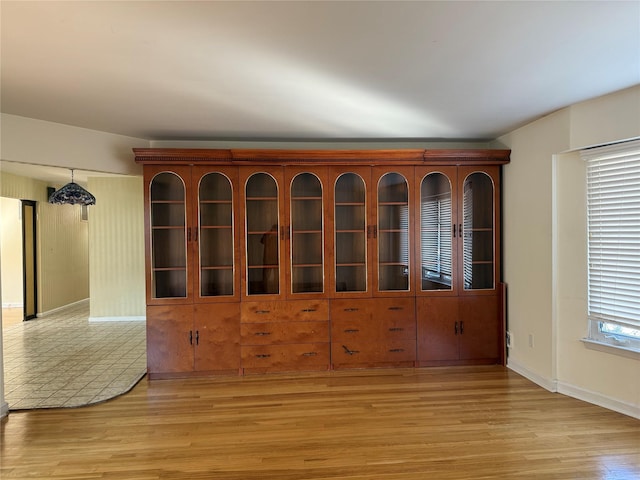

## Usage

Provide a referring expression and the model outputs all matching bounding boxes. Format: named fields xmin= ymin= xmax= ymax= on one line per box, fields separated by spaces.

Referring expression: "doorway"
xmin=22 ymin=200 xmax=37 ymax=320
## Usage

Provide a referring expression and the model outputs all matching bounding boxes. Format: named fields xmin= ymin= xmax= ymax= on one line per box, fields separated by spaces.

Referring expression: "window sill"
xmin=581 ymin=337 xmax=640 ymax=360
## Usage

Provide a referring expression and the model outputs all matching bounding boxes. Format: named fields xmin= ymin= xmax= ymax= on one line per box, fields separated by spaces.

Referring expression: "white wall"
xmin=500 ymin=85 xmax=640 ymax=417
xmin=1 ymin=114 xmax=147 ymax=176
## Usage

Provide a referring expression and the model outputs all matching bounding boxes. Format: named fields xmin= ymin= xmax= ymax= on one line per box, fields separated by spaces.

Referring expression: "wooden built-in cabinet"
xmin=136 ymin=148 xmax=509 ymax=378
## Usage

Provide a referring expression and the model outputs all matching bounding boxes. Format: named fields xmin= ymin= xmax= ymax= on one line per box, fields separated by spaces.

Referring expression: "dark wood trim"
xmin=134 ymin=148 xmax=511 ymax=166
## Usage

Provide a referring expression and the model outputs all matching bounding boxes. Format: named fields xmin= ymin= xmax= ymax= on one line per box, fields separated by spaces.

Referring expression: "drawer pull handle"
xmin=342 ymin=345 xmax=359 ymax=356
xmin=254 ymin=332 xmax=271 ymax=336
xmin=301 ymin=308 xmax=317 ymax=312
xmin=255 ymin=310 xmax=271 ymax=314
xmin=388 ymin=306 xmax=403 ymax=311
xmin=344 ymin=308 xmax=359 ymax=312
xmin=389 ymin=327 xmax=404 ymax=332
xmin=302 ymin=352 xmax=318 ymax=357
xmin=255 ymin=354 xmax=271 ymax=359
xmin=344 ymin=329 xmax=359 ymax=333
xmin=389 ymin=348 xmax=405 ymax=353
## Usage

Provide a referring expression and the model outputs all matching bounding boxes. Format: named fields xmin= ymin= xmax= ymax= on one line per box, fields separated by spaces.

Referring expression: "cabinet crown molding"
xmin=133 ymin=148 xmax=510 ymax=166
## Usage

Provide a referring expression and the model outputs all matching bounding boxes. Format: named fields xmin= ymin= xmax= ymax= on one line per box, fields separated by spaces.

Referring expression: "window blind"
xmin=420 ymin=195 xmax=452 ymax=277
xmin=582 ymin=139 xmax=640 ymax=331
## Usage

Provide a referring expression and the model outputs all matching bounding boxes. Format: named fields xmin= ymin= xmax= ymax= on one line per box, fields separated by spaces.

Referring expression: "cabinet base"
xmin=148 ymin=369 xmax=242 ymax=380
xmin=416 ymin=358 xmax=501 ymax=367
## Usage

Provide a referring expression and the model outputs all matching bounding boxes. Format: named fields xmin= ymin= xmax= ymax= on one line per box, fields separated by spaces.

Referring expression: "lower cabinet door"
xmin=194 ymin=303 xmax=241 ymax=372
xmin=146 ymin=305 xmax=194 ymax=375
xmin=459 ymin=296 xmax=500 ymax=361
xmin=417 ymin=295 xmax=501 ymax=365
xmin=416 ymin=297 xmax=459 ymax=363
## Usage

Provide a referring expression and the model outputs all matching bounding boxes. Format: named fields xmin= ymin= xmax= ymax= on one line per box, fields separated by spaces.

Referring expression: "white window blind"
xmin=582 ymin=139 xmax=640 ymax=334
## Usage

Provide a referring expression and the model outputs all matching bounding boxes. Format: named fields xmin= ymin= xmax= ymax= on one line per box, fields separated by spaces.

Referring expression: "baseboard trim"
xmin=508 ymin=358 xmax=639 ymax=419
xmin=2 ymin=303 xmax=23 ymax=309
xmin=507 ymin=358 xmax=558 ymax=392
xmin=557 ymin=381 xmax=640 ymax=420
xmin=38 ymin=298 xmax=89 ymax=317
xmin=1 ymin=401 xmax=9 ymax=418
xmin=88 ymin=316 xmax=146 ymax=322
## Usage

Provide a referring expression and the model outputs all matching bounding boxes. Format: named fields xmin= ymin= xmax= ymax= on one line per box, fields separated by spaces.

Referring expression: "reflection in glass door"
xmin=334 ymin=173 xmax=367 ymax=292
xmin=150 ymin=172 xmax=187 ymax=298
xmin=245 ymin=173 xmax=279 ymax=295
xmin=377 ymin=173 xmax=409 ymax=291
xmin=420 ymin=172 xmax=453 ymax=291
xmin=290 ymin=173 xmax=324 ymax=294
xmin=462 ymin=172 xmax=494 ymax=290
xmin=199 ymin=173 xmax=234 ymax=297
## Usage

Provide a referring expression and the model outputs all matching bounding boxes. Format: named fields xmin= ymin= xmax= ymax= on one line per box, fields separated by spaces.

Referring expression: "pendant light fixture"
xmin=48 ymin=169 xmax=96 ymax=205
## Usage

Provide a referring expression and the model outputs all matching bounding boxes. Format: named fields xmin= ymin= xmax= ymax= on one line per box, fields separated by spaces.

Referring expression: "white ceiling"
xmin=1 ymin=1 xmax=639 ymax=144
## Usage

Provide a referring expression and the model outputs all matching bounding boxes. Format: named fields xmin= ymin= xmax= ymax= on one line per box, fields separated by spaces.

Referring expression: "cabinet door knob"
xmin=389 ymin=348 xmax=405 ymax=353
xmin=254 ymin=332 xmax=271 ymax=336
xmin=344 ymin=308 xmax=359 ymax=312
xmin=460 ymin=321 xmax=464 ymax=334
xmin=344 ymin=329 xmax=359 ymax=333
xmin=389 ymin=327 xmax=404 ymax=332
xmin=302 ymin=352 xmax=318 ymax=357
xmin=255 ymin=354 xmax=271 ymax=359
xmin=454 ymin=322 xmax=458 ymax=335
xmin=255 ymin=310 xmax=271 ymax=314
xmin=301 ymin=308 xmax=317 ymax=313
xmin=388 ymin=306 xmax=403 ymax=311
xmin=189 ymin=330 xmax=193 ymax=345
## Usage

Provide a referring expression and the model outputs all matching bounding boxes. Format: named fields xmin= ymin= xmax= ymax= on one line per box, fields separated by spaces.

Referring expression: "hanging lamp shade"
xmin=48 ymin=169 xmax=96 ymax=205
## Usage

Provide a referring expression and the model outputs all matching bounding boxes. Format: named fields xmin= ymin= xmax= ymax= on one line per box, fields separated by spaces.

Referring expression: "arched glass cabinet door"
xmin=150 ymin=172 xmax=187 ymax=298
xmin=334 ymin=173 xmax=367 ymax=293
xmin=462 ymin=172 xmax=494 ymax=290
xmin=198 ymin=172 xmax=234 ymax=297
xmin=419 ymin=172 xmax=453 ymax=291
xmin=377 ymin=172 xmax=410 ymax=292
xmin=245 ymin=173 xmax=280 ymax=295
xmin=290 ymin=173 xmax=324 ymax=294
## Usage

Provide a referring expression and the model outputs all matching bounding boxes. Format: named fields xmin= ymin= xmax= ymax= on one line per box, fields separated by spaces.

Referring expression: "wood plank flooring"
xmin=1 ymin=366 xmax=639 ymax=479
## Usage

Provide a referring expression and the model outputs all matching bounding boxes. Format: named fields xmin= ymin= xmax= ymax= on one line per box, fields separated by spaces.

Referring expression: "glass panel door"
xmin=290 ymin=173 xmax=324 ymax=294
xmin=245 ymin=173 xmax=280 ymax=295
xmin=377 ymin=173 xmax=410 ymax=291
xmin=334 ymin=173 xmax=367 ymax=292
xmin=150 ymin=172 xmax=187 ymax=298
xmin=420 ymin=172 xmax=453 ymax=291
xmin=199 ymin=172 xmax=234 ymax=296
xmin=462 ymin=172 xmax=494 ymax=290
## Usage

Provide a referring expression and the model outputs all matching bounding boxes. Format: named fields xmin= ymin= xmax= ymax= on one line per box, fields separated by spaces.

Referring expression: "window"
xmin=582 ymin=139 xmax=640 ymax=353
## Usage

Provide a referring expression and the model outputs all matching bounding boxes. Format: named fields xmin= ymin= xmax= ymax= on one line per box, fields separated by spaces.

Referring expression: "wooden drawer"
xmin=330 ymin=299 xmax=373 ymax=321
xmin=332 ymin=337 xmax=415 ymax=364
xmin=371 ymin=298 xmax=415 ymax=322
xmin=241 ymin=321 xmax=329 ymax=345
xmin=241 ymin=343 xmax=330 ymax=370
xmin=242 ymin=300 xmax=328 ymax=323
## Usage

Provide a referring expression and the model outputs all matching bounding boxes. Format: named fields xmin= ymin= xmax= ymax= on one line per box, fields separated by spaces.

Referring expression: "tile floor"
xmin=2 ymin=301 xmax=146 ymax=410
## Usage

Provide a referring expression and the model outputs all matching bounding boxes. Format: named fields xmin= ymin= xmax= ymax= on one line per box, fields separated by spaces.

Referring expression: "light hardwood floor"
xmin=1 ymin=366 xmax=638 ymax=479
